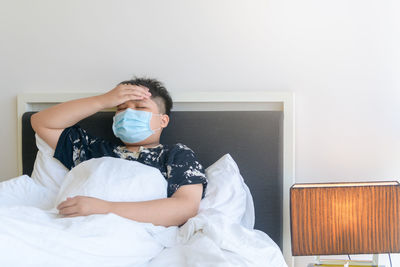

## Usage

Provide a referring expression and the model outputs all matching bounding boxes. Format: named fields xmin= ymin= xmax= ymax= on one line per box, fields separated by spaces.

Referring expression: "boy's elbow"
xmin=31 ymin=113 xmax=46 ymax=135
xmin=168 ymin=184 xmax=203 ymax=226
xmin=178 ymin=200 xmax=200 ymax=226
xmin=190 ymin=202 xmax=200 ymax=218
xmin=30 ymin=113 xmax=39 ymax=132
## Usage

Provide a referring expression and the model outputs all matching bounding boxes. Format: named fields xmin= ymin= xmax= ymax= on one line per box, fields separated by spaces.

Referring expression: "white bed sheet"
xmin=0 ymin=148 xmax=287 ymax=266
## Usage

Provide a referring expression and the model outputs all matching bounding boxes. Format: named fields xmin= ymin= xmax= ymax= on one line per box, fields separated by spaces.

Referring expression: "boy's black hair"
xmin=119 ymin=77 xmax=173 ymax=116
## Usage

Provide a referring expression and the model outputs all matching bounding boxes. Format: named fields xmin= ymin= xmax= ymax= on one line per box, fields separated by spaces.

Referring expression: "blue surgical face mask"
xmin=112 ymin=108 xmax=162 ymax=144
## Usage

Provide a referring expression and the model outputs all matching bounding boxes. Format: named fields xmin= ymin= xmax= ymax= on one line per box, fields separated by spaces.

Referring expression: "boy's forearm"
xmin=31 ymin=85 xmax=149 ymax=149
xmin=107 ymin=197 xmax=199 ymax=227
xmin=31 ymin=95 xmax=106 ymax=130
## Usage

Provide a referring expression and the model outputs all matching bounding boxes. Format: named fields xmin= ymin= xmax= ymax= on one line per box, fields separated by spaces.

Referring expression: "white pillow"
xmin=54 ymin=157 xmax=167 ymax=209
xmin=199 ymin=154 xmax=255 ymax=229
xmin=31 ymin=134 xmax=68 ymax=193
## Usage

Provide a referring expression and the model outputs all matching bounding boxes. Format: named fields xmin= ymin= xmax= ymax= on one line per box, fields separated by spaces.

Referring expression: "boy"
xmin=31 ymin=77 xmax=207 ymax=227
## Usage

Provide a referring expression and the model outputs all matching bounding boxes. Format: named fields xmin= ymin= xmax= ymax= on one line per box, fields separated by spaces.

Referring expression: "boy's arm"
xmin=31 ymin=84 xmax=151 ymax=149
xmin=57 ymin=184 xmax=203 ymax=227
xmin=109 ymin=184 xmax=203 ymax=226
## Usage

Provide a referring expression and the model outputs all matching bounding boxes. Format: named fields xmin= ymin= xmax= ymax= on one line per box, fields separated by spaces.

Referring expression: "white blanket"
xmin=0 ymin=157 xmax=287 ymax=267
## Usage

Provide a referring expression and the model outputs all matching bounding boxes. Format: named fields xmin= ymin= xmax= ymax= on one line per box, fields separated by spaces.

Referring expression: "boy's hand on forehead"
xmin=98 ymin=83 xmax=152 ymax=109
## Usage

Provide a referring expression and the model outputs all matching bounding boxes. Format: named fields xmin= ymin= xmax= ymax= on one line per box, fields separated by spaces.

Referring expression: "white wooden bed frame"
xmin=17 ymin=91 xmax=295 ymax=267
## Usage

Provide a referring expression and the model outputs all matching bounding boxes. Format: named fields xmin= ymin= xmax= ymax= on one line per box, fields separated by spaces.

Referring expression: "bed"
xmin=13 ymin=91 xmax=295 ymax=266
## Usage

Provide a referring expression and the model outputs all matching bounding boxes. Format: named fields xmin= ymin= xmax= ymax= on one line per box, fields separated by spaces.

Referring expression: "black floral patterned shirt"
xmin=53 ymin=125 xmax=207 ymax=198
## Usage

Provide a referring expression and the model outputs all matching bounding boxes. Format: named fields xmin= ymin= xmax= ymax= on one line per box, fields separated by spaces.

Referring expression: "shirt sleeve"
xmin=166 ymin=143 xmax=208 ymax=199
xmin=53 ymin=124 xmax=116 ymax=170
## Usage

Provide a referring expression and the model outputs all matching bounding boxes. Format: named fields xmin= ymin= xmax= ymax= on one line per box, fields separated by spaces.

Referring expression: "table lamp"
xmin=290 ymin=181 xmax=400 ymax=266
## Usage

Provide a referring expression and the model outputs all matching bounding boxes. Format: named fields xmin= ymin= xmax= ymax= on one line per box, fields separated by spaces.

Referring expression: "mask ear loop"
xmin=151 ymin=113 xmax=164 ymax=132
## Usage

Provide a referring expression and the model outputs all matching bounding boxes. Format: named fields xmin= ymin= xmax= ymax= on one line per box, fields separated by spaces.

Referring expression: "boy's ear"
xmin=161 ymin=114 xmax=169 ymax=128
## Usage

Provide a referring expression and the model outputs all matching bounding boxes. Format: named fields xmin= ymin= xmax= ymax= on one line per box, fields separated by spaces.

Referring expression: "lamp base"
xmin=314 ymin=254 xmax=379 ymax=266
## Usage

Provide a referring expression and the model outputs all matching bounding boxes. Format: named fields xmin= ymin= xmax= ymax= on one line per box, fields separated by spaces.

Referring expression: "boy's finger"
xmin=130 ymin=95 xmax=149 ymax=102
xmin=128 ymin=91 xmax=148 ymax=97
xmin=124 ymin=85 xmax=150 ymax=94
xmin=125 ymin=89 xmax=150 ymax=98
xmin=122 ymin=95 xmax=142 ymax=103
xmin=122 ymin=84 xmax=148 ymax=92
xmin=57 ymin=198 xmax=77 ymax=210
xmin=138 ymin=85 xmax=150 ymax=91
xmin=59 ymin=205 xmax=78 ymax=215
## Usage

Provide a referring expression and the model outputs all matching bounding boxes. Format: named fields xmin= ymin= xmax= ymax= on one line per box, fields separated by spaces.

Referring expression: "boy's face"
xmin=115 ymin=96 xmax=169 ymax=146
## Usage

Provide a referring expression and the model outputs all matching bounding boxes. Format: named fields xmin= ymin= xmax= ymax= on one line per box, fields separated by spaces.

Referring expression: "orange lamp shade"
xmin=290 ymin=181 xmax=400 ymax=256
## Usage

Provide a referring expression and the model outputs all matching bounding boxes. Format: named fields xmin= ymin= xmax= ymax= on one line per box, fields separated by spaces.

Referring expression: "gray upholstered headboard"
xmin=22 ymin=110 xmax=284 ymax=249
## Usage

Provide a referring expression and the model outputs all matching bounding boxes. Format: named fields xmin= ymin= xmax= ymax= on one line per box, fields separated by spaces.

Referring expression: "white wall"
xmin=0 ymin=0 xmax=399 ymax=266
